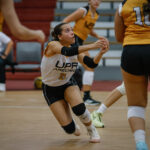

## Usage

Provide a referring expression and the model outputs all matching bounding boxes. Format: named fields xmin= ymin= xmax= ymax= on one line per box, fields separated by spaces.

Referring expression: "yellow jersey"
xmin=119 ymin=0 xmax=150 ymax=46
xmin=73 ymin=5 xmax=99 ymax=41
xmin=0 ymin=11 xmax=4 ymax=31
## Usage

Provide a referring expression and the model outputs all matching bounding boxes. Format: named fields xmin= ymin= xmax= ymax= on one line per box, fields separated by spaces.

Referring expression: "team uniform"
xmin=73 ymin=5 xmax=99 ymax=45
xmin=41 ymin=40 xmax=101 ymax=142
xmin=119 ymin=0 xmax=150 ymax=75
xmin=119 ymin=0 xmax=150 ymax=149
xmin=92 ymin=0 xmax=150 ymax=129
xmin=72 ymin=5 xmax=101 ymax=105
xmin=41 ymin=41 xmax=79 ymax=105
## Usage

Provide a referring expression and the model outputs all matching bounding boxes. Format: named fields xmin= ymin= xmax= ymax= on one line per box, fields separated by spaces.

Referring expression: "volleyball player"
xmin=115 ymin=0 xmax=150 ymax=149
xmin=63 ymin=0 xmax=109 ymax=105
xmin=41 ymin=22 xmax=109 ymax=143
xmin=0 ymin=32 xmax=13 ymax=91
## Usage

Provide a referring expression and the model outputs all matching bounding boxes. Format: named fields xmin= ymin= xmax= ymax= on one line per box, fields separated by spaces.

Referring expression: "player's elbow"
xmin=115 ymin=32 xmax=124 ymax=43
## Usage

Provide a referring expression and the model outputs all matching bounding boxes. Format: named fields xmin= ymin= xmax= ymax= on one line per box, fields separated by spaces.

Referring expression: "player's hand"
xmin=99 ymin=36 xmax=109 ymax=50
xmin=94 ymin=39 xmax=107 ymax=49
xmin=35 ymin=30 xmax=46 ymax=43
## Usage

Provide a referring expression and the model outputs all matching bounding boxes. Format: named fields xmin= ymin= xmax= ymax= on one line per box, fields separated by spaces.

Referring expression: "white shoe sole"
xmin=89 ymin=138 xmax=101 ymax=143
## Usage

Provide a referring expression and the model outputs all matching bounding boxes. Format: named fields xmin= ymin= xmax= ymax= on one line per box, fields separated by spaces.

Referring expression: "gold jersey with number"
xmin=0 ymin=12 xmax=4 ymax=31
xmin=119 ymin=0 xmax=150 ymax=46
xmin=73 ymin=5 xmax=99 ymax=41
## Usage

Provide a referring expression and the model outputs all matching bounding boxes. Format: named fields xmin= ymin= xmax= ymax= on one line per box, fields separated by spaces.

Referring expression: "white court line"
xmin=0 ymin=105 xmax=149 ymax=110
xmin=0 ymin=105 xmax=48 ymax=109
xmin=0 ymin=105 xmax=127 ymax=110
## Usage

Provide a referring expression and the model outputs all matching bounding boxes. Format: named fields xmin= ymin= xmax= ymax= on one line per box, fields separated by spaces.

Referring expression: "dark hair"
xmin=51 ymin=22 xmax=67 ymax=41
xmin=143 ymin=0 xmax=150 ymax=15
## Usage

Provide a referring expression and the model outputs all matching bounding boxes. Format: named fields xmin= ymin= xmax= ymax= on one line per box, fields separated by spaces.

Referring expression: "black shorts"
xmin=42 ymin=77 xmax=78 ymax=106
xmin=121 ymin=44 xmax=150 ymax=75
xmin=72 ymin=67 xmax=83 ymax=90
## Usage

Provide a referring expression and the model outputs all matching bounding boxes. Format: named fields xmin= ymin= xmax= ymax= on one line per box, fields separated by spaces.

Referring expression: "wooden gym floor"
xmin=0 ymin=90 xmax=150 ymax=150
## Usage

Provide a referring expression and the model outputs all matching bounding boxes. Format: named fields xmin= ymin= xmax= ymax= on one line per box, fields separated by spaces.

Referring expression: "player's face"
xmin=59 ymin=24 xmax=75 ymax=45
xmin=89 ymin=0 xmax=101 ymax=9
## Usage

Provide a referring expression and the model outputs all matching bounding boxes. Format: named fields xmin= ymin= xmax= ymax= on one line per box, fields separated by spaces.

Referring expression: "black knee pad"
xmin=62 ymin=120 xmax=75 ymax=134
xmin=72 ymin=103 xmax=86 ymax=116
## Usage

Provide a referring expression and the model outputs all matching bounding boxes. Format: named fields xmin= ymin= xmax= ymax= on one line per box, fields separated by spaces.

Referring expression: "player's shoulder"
xmin=83 ymin=5 xmax=89 ymax=11
xmin=48 ymin=40 xmax=60 ymax=47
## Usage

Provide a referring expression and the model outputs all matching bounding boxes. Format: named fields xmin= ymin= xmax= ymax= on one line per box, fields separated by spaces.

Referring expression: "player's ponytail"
xmin=143 ymin=0 xmax=150 ymax=15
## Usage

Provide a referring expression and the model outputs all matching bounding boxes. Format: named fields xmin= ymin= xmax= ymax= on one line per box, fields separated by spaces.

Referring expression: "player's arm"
xmin=1 ymin=40 xmax=14 ymax=59
xmin=45 ymin=40 xmax=105 ymax=57
xmin=78 ymin=47 xmax=109 ymax=68
xmin=115 ymin=9 xmax=125 ymax=43
xmin=1 ymin=0 xmax=45 ymax=42
xmin=63 ymin=8 xmax=85 ymax=23
xmin=89 ymin=30 xmax=100 ymax=39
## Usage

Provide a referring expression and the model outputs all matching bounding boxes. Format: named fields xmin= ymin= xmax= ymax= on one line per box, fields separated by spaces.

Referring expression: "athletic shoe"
xmin=91 ymin=111 xmax=104 ymax=128
xmin=84 ymin=97 xmax=101 ymax=106
xmin=87 ymin=125 xmax=101 ymax=143
xmin=74 ymin=124 xmax=81 ymax=136
xmin=0 ymin=83 xmax=6 ymax=92
xmin=136 ymin=141 xmax=148 ymax=150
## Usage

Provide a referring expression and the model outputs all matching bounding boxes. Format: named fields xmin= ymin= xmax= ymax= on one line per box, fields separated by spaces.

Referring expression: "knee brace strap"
xmin=127 ymin=106 xmax=145 ymax=120
xmin=116 ymin=82 xmax=126 ymax=95
xmin=62 ymin=120 xmax=75 ymax=134
xmin=82 ymin=71 xmax=94 ymax=85
xmin=72 ymin=103 xmax=86 ymax=116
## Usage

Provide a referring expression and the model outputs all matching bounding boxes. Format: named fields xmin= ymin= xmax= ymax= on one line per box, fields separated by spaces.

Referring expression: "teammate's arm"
xmin=115 ymin=9 xmax=125 ymax=43
xmin=63 ymin=8 xmax=85 ymax=23
xmin=0 ymin=0 xmax=45 ymax=42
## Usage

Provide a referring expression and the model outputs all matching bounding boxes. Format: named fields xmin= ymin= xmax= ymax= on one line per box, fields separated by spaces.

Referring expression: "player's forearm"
xmin=4 ymin=40 xmax=14 ymax=56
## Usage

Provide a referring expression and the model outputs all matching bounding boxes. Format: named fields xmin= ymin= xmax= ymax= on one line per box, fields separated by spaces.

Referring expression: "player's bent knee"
xmin=127 ymin=106 xmax=145 ymax=120
xmin=72 ymin=103 xmax=86 ymax=116
xmin=116 ymin=82 xmax=126 ymax=95
xmin=62 ymin=120 xmax=75 ymax=134
xmin=72 ymin=103 xmax=91 ymax=124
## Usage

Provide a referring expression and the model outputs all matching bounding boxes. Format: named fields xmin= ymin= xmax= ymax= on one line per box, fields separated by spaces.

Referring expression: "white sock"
xmin=134 ymin=130 xmax=145 ymax=143
xmin=79 ymin=109 xmax=91 ymax=124
xmin=96 ymin=103 xmax=107 ymax=114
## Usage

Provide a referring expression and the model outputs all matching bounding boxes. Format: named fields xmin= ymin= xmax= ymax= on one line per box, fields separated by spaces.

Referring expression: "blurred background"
xmin=3 ymin=0 xmax=123 ymax=91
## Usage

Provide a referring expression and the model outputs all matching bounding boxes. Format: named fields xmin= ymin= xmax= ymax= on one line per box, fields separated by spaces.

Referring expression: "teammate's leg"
xmin=91 ymin=82 xmax=126 ymax=128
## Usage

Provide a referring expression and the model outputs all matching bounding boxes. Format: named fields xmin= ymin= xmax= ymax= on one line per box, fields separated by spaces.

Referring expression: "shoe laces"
xmin=98 ymin=113 xmax=102 ymax=122
xmin=93 ymin=111 xmax=102 ymax=122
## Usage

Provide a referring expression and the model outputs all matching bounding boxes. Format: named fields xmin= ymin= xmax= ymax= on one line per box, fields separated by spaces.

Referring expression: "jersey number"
xmin=134 ymin=7 xmax=150 ymax=26
xmin=59 ymin=73 xmax=66 ymax=80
